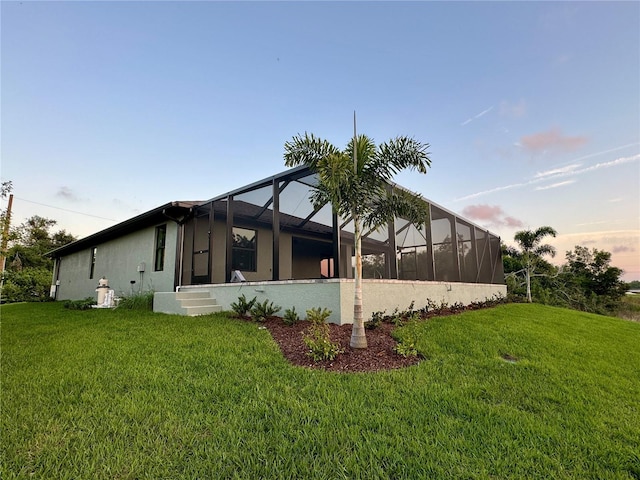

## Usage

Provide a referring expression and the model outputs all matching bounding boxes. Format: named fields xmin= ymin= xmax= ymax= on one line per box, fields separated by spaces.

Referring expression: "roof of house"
xmin=48 ymin=165 xmax=502 ymax=258
xmin=48 ymin=201 xmax=200 ymax=257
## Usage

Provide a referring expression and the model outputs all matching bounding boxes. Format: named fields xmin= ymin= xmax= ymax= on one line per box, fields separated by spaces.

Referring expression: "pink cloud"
xmin=504 ymin=216 xmax=524 ymax=228
xmin=520 ymin=128 xmax=588 ymax=153
xmin=462 ymin=204 xmax=524 ymax=228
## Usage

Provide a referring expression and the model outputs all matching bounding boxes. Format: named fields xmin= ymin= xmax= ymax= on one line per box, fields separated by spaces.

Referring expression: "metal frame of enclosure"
xmin=179 ymin=166 xmax=504 ymax=287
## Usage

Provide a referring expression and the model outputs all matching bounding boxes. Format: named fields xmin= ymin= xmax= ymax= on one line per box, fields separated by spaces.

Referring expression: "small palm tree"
xmin=513 ymin=226 xmax=557 ymax=302
xmin=284 ymin=132 xmax=432 ymax=348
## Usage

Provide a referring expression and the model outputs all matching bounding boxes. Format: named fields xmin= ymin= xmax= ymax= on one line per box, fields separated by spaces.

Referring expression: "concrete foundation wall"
xmin=177 ymin=279 xmax=506 ymax=325
xmin=183 ymin=280 xmax=343 ymax=323
xmin=340 ymin=280 xmax=507 ymax=324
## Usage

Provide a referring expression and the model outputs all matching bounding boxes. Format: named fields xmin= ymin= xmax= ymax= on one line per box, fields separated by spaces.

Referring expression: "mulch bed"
xmin=239 ymin=301 xmax=505 ymax=373
xmin=258 ymin=317 xmax=421 ymax=373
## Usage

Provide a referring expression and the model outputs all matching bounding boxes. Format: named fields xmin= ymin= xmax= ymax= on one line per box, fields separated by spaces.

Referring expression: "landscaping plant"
xmin=250 ymin=299 xmax=281 ymax=322
xmin=303 ymin=307 xmax=342 ymax=361
xmin=230 ymin=294 xmax=257 ymax=317
xmin=282 ymin=307 xmax=300 ymax=326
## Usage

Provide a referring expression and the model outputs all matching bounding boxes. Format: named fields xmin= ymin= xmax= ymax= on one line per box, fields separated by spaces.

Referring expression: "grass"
xmin=617 ymin=294 xmax=640 ymax=322
xmin=1 ymin=302 xmax=639 ymax=479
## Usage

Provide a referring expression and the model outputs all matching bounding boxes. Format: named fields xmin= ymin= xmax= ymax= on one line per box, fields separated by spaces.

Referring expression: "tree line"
xmin=503 ymin=226 xmax=628 ymax=316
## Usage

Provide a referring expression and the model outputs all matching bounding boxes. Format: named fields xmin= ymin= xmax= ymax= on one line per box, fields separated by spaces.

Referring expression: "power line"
xmin=11 ymin=197 xmax=118 ymax=222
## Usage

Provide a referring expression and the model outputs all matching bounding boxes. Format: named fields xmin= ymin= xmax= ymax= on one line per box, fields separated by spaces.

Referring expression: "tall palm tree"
xmin=513 ymin=226 xmax=557 ymax=302
xmin=284 ymin=132 xmax=432 ymax=348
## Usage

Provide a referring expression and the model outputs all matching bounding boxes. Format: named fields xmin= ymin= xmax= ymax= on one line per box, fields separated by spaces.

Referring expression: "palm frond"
xmin=283 ymin=133 xmax=340 ymax=170
xmin=534 ymin=244 xmax=557 ymax=258
xmin=344 ymin=134 xmax=377 ymax=174
xmin=375 ymin=136 xmax=432 ymax=178
xmin=365 ymin=188 xmax=429 ymax=230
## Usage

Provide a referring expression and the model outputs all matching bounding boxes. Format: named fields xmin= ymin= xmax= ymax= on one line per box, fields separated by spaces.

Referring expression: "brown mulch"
xmin=259 ymin=317 xmax=421 ymax=373
xmin=237 ymin=301 xmax=505 ymax=372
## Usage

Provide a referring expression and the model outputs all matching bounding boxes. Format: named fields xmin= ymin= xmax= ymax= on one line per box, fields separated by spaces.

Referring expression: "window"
xmin=154 ymin=224 xmax=167 ymax=271
xmin=89 ymin=247 xmax=97 ymax=279
xmin=232 ymin=227 xmax=256 ymax=272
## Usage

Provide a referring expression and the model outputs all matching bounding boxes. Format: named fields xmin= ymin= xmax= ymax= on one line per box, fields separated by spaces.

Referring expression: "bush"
xmin=250 ymin=299 xmax=281 ymax=322
xmin=1 ymin=267 xmax=52 ymax=303
xmin=393 ymin=320 xmax=419 ymax=358
xmin=303 ymin=308 xmax=342 ymax=362
xmin=365 ymin=310 xmax=385 ymax=330
xmin=282 ymin=307 xmax=300 ymax=326
xmin=63 ymin=297 xmax=97 ymax=310
xmin=390 ymin=308 xmax=405 ymax=327
xmin=230 ymin=294 xmax=257 ymax=317
xmin=306 ymin=307 xmax=332 ymax=324
xmin=117 ymin=291 xmax=154 ymax=311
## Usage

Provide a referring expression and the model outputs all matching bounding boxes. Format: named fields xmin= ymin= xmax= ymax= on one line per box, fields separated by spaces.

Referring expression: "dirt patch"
xmin=500 ymin=353 xmax=518 ymax=363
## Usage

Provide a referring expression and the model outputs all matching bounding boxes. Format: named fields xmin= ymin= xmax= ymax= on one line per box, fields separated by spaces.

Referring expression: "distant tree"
xmin=510 ymin=226 xmax=558 ymax=303
xmin=1 ymin=215 xmax=76 ymax=302
xmin=558 ymin=246 xmax=627 ymax=313
xmin=627 ymin=280 xmax=640 ymax=290
xmin=362 ymin=253 xmax=385 ymax=279
xmin=284 ymin=131 xmax=431 ymax=348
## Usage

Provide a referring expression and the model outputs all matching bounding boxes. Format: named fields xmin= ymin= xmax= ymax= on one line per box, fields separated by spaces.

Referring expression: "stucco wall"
xmin=177 ymin=279 xmax=506 ymax=325
xmin=193 ymin=280 xmax=343 ymax=323
xmin=339 ymin=280 xmax=507 ymax=324
xmin=55 ymin=222 xmax=179 ymax=300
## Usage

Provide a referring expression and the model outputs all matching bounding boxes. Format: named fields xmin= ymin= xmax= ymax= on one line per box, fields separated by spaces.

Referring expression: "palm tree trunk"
xmin=350 ymin=214 xmax=367 ymax=349
xmin=526 ymin=267 xmax=532 ymax=303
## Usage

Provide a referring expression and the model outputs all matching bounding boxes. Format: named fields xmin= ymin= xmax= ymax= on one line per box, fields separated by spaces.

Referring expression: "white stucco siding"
xmin=176 ymin=279 xmax=506 ymax=325
xmin=339 ymin=280 xmax=507 ymax=324
xmin=55 ymin=222 xmax=179 ymax=300
xmin=55 ymin=250 xmax=92 ymax=300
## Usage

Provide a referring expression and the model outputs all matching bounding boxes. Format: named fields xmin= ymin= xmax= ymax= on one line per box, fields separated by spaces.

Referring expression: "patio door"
xmin=191 ymin=206 xmax=211 ymax=284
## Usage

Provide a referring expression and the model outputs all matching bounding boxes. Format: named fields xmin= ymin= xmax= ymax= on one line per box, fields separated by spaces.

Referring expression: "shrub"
xmin=393 ymin=320 xmax=419 ymax=358
xmin=230 ymin=294 xmax=257 ymax=317
xmin=117 ymin=291 xmax=154 ymax=311
xmin=1 ymin=267 xmax=52 ymax=303
xmin=306 ymin=307 xmax=331 ymax=324
xmin=63 ymin=297 xmax=97 ymax=310
xmin=282 ymin=307 xmax=300 ymax=326
xmin=390 ymin=308 xmax=405 ymax=327
xmin=365 ymin=310 xmax=385 ymax=330
xmin=303 ymin=308 xmax=342 ymax=362
xmin=250 ymin=299 xmax=281 ymax=322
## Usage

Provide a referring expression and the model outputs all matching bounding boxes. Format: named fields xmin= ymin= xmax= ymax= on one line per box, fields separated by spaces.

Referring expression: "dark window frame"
xmin=154 ymin=224 xmax=167 ymax=272
xmin=89 ymin=246 xmax=97 ymax=279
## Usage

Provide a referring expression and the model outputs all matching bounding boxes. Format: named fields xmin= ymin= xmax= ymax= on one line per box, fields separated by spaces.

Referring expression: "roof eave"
xmin=47 ymin=201 xmax=199 ymax=257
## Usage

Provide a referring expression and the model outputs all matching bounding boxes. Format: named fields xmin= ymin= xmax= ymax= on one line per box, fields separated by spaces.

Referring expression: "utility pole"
xmin=0 ymin=193 xmax=14 ymax=280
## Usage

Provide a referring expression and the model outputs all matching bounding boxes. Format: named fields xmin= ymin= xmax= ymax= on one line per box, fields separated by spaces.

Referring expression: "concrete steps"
xmin=154 ymin=290 xmax=222 ymax=316
xmin=177 ymin=291 xmax=222 ymax=316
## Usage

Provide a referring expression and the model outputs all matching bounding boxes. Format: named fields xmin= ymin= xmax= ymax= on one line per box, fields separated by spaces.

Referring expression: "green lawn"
xmin=2 ymin=302 xmax=639 ymax=479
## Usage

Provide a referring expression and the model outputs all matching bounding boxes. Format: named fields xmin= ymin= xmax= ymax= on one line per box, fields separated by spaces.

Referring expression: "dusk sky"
xmin=2 ymin=1 xmax=639 ymax=280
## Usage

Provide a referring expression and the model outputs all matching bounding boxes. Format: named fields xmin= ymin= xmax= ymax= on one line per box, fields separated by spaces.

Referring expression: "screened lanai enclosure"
xmin=179 ymin=166 xmax=504 ymax=287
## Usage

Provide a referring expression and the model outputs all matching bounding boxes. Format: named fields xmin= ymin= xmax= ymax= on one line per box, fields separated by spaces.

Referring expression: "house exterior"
xmin=49 ymin=166 xmax=506 ymax=323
